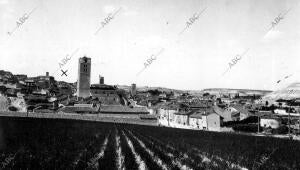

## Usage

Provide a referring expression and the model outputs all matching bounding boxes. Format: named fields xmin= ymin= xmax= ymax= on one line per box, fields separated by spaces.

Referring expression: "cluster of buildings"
xmin=143 ymin=91 xmax=300 ymax=134
xmin=1 ymin=57 xmax=300 ymax=135
xmin=151 ymin=96 xmax=253 ymax=131
xmin=0 ymin=56 xmax=148 ymax=118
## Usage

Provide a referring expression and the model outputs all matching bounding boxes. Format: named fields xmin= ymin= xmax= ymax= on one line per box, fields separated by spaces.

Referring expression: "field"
xmin=0 ymin=117 xmax=299 ymax=169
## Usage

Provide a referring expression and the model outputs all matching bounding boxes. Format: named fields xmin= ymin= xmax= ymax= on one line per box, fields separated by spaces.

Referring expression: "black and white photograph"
xmin=0 ymin=0 xmax=300 ymax=169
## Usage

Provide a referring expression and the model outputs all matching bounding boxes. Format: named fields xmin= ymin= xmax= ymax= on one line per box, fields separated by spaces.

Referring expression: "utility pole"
xmin=168 ymin=109 xmax=170 ymax=126
xmin=288 ymin=105 xmax=291 ymax=139
xmin=257 ymin=114 xmax=260 ymax=133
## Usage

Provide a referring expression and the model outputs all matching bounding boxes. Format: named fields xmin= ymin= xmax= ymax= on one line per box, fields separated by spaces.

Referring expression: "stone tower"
xmin=131 ymin=83 xmax=137 ymax=96
xmin=77 ymin=56 xmax=91 ymax=98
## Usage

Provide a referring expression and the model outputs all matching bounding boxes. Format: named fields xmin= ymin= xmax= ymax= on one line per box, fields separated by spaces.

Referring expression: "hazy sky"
xmin=0 ymin=0 xmax=299 ymax=91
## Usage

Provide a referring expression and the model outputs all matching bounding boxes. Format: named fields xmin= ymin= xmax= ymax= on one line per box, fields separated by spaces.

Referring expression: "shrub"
xmin=8 ymin=106 xmax=18 ymax=111
xmin=272 ymin=125 xmax=288 ymax=134
xmin=232 ymin=124 xmax=262 ymax=133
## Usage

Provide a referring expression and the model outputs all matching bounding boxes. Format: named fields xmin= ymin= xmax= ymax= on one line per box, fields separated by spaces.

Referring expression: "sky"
xmin=0 ymin=0 xmax=300 ymax=91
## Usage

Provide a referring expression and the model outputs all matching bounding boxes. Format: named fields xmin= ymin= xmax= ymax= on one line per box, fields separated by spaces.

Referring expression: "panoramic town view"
xmin=0 ymin=0 xmax=300 ymax=169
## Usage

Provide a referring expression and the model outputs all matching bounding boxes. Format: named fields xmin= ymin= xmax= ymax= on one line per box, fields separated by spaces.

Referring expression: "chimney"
xmin=46 ymin=72 xmax=49 ymax=77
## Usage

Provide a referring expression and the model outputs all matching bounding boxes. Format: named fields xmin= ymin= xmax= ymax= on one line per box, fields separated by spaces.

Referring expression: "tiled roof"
xmin=189 ymin=107 xmax=218 ymax=118
xmin=261 ymin=115 xmax=281 ymax=120
xmin=174 ymin=111 xmax=194 ymax=115
xmin=190 ymin=113 xmax=205 ymax=119
xmin=257 ymin=111 xmax=273 ymax=117
xmin=230 ymin=104 xmax=252 ymax=115
xmin=160 ymin=103 xmax=179 ymax=110
xmin=90 ymin=84 xmax=117 ymax=90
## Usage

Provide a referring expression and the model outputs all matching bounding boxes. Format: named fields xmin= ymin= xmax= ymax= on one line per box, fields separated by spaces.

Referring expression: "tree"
xmin=8 ymin=106 xmax=18 ymax=111
xmin=203 ymin=92 xmax=210 ymax=97
xmin=265 ymin=101 xmax=269 ymax=106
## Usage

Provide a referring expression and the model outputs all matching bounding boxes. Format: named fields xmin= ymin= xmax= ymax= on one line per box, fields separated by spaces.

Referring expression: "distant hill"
xmin=262 ymin=82 xmax=300 ymax=101
xmin=116 ymin=85 xmax=273 ymax=97
xmin=116 ymin=85 xmax=186 ymax=94
xmin=201 ymin=88 xmax=272 ymax=96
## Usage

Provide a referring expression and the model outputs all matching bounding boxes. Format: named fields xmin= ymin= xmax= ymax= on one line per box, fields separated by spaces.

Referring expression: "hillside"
xmin=201 ymin=88 xmax=272 ymax=96
xmin=263 ymin=82 xmax=300 ymax=101
xmin=116 ymin=85 xmax=186 ymax=94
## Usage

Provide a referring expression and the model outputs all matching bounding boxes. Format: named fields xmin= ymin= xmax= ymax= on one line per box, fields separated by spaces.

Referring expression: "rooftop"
xmin=90 ymin=84 xmax=117 ymax=90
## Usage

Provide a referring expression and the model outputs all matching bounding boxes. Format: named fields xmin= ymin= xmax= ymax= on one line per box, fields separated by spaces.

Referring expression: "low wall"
xmin=0 ymin=111 xmax=158 ymax=126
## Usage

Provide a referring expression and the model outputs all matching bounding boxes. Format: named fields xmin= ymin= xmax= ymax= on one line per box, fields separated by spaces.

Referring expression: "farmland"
xmin=0 ymin=117 xmax=299 ymax=169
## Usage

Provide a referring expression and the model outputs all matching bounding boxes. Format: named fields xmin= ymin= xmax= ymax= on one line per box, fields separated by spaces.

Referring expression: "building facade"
xmin=77 ymin=57 xmax=91 ymax=98
xmin=90 ymin=84 xmax=120 ymax=105
xmin=260 ymin=116 xmax=281 ymax=129
xmin=189 ymin=110 xmax=222 ymax=131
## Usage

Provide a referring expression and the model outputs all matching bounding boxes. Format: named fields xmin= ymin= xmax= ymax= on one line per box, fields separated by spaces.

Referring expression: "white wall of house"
xmin=274 ymin=109 xmax=286 ymax=114
xmin=189 ymin=113 xmax=221 ymax=131
xmin=260 ymin=118 xmax=280 ymax=129
xmin=217 ymin=110 xmax=232 ymax=122
xmin=240 ymin=113 xmax=248 ymax=121
xmin=174 ymin=114 xmax=189 ymax=125
xmin=157 ymin=108 xmax=177 ymax=122
xmin=189 ymin=117 xmax=204 ymax=129
xmin=206 ymin=113 xmax=221 ymax=131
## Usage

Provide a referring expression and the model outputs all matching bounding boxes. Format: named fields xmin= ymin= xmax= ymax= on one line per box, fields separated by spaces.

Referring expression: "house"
xmin=190 ymin=112 xmax=222 ymax=131
xmin=274 ymin=109 xmax=287 ymax=115
xmin=189 ymin=108 xmax=222 ymax=131
xmin=158 ymin=93 xmax=167 ymax=99
xmin=173 ymin=111 xmax=193 ymax=126
xmin=226 ymin=105 xmax=253 ymax=121
xmin=213 ymin=105 xmax=233 ymax=122
xmin=275 ymin=99 xmax=290 ymax=107
xmin=157 ymin=103 xmax=179 ymax=121
xmin=14 ymin=74 xmax=27 ymax=81
xmin=220 ymin=97 xmax=232 ymax=104
xmin=24 ymin=79 xmax=37 ymax=93
xmin=188 ymin=101 xmax=213 ymax=111
xmin=260 ymin=115 xmax=281 ymax=129
xmin=0 ymin=95 xmax=8 ymax=111
xmin=90 ymin=84 xmax=121 ymax=105
xmin=0 ymin=86 xmax=7 ymax=94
